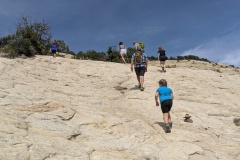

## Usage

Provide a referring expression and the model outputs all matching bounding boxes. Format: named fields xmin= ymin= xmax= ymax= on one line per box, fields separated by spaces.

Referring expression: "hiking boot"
xmin=169 ymin=122 xmax=173 ymax=129
xmin=138 ymin=84 xmax=141 ymax=88
xmin=166 ymin=124 xmax=171 ymax=133
xmin=140 ymin=87 xmax=144 ymax=91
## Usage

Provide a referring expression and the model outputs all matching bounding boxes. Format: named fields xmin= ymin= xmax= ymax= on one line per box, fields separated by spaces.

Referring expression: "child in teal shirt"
xmin=155 ymin=79 xmax=174 ymax=133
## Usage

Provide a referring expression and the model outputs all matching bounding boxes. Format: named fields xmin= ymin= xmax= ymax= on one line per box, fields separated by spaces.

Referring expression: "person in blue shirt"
xmin=50 ymin=41 xmax=57 ymax=58
xmin=155 ymin=79 xmax=174 ymax=133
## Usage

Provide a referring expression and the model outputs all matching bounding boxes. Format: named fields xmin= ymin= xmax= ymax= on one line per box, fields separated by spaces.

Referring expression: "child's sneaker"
xmin=166 ymin=124 xmax=171 ymax=133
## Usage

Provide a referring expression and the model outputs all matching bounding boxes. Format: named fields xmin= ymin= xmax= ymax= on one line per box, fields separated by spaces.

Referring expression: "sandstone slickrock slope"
xmin=0 ymin=56 xmax=239 ymax=160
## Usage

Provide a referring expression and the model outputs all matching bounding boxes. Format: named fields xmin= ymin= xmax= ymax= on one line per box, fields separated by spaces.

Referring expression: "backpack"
xmin=138 ymin=42 xmax=145 ymax=49
xmin=134 ymin=52 xmax=143 ymax=64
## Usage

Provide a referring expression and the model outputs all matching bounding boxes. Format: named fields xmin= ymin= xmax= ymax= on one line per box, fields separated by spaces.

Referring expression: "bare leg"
xmin=140 ymin=76 xmax=144 ymax=88
xmin=160 ymin=61 xmax=163 ymax=70
xmin=137 ymin=76 xmax=140 ymax=85
xmin=168 ymin=112 xmax=171 ymax=123
xmin=163 ymin=112 xmax=171 ymax=133
xmin=121 ymin=54 xmax=126 ymax=63
xmin=159 ymin=61 xmax=162 ymax=67
xmin=163 ymin=113 xmax=169 ymax=123
xmin=160 ymin=61 xmax=166 ymax=71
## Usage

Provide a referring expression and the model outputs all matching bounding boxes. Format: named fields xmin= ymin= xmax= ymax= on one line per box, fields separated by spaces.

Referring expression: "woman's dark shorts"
xmin=134 ymin=67 xmax=146 ymax=76
xmin=159 ymin=55 xmax=166 ymax=61
xmin=161 ymin=99 xmax=172 ymax=113
xmin=52 ymin=50 xmax=56 ymax=54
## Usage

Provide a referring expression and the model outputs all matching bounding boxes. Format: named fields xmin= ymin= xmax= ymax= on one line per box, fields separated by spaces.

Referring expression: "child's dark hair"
xmin=159 ymin=79 xmax=167 ymax=86
xmin=119 ymin=42 xmax=123 ymax=45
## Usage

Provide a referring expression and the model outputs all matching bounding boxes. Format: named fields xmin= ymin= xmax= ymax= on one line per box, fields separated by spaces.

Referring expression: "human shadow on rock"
xmin=130 ymin=85 xmax=141 ymax=90
xmin=154 ymin=122 xmax=166 ymax=132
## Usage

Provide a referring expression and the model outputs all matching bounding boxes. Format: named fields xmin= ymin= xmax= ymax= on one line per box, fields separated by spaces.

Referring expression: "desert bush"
xmin=169 ymin=56 xmax=175 ymax=60
xmin=4 ymin=45 xmax=17 ymax=58
xmin=148 ymin=56 xmax=158 ymax=61
xmin=166 ymin=65 xmax=176 ymax=68
xmin=75 ymin=50 xmax=106 ymax=61
xmin=56 ymin=40 xmax=70 ymax=53
xmin=173 ymin=55 xmax=210 ymax=62
xmin=108 ymin=51 xmax=121 ymax=62
xmin=0 ymin=16 xmax=52 ymax=57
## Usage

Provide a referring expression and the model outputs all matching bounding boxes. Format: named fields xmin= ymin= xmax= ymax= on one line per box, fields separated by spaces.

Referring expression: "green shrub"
xmin=0 ymin=16 xmax=52 ymax=57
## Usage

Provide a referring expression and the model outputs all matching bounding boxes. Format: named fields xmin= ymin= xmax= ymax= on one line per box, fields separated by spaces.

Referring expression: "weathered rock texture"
xmin=0 ymin=56 xmax=239 ymax=160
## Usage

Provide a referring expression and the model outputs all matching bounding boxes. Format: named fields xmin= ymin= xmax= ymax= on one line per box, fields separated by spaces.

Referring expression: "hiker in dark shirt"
xmin=157 ymin=46 xmax=167 ymax=72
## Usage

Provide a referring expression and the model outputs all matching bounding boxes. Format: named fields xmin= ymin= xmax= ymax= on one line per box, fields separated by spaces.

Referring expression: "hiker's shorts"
xmin=134 ymin=67 xmax=146 ymax=76
xmin=159 ymin=55 xmax=166 ymax=61
xmin=120 ymin=49 xmax=127 ymax=55
xmin=161 ymin=99 xmax=172 ymax=113
xmin=52 ymin=50 xmax=56 ymax=54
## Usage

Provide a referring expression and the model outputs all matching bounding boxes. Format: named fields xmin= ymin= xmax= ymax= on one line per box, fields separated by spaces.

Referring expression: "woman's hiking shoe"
xmin=166 ymin=124 xmax=171 ymax=133
xmin=138 ymin=84 xmax=141 ymax=88
xmin=140 ymin=87 xmax=144 ymax=91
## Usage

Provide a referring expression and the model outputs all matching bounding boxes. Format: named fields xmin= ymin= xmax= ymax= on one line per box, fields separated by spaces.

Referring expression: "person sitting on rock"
xmin=155 ymin=79 xmax=174 ymax=133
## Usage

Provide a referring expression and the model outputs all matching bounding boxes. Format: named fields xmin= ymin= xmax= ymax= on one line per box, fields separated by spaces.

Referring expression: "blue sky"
xmin=1 ymin=0 xmax=240 ymax=66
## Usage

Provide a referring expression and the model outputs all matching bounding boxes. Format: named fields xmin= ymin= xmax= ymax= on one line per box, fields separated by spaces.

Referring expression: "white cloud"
xmin=181 ymin=28 xmax=240 ymax=67
xmin=219 ymin=49 xmax=240 ymax=67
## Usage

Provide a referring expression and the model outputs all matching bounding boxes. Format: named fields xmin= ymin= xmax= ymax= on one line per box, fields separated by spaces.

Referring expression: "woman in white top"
xmin=118 ymin=42 xmax=127 ymax=63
